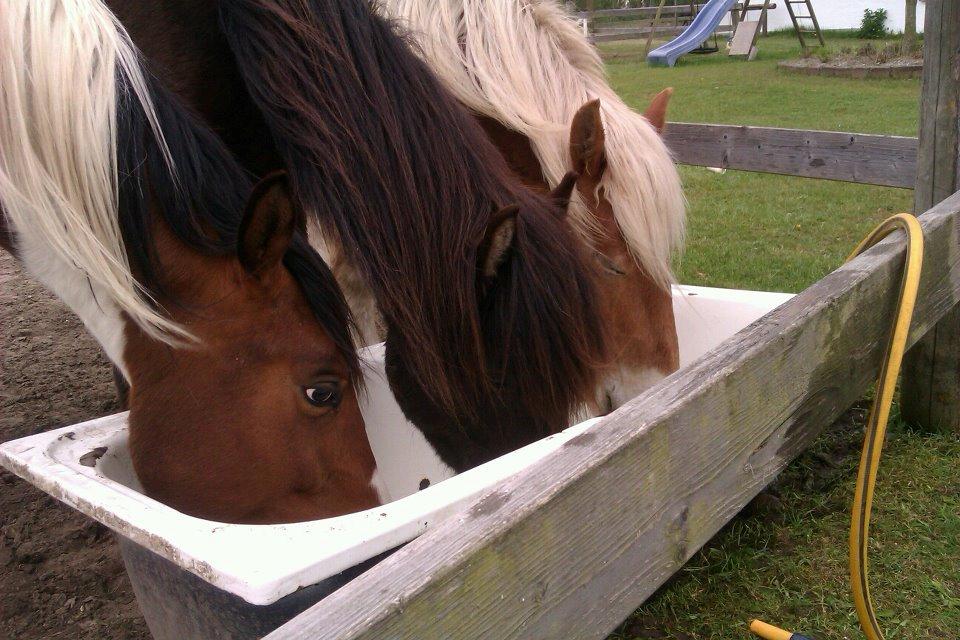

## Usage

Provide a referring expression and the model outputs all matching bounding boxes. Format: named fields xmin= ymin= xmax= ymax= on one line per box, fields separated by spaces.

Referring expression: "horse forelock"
xmin=282 ymin=235 xmax=363 ymax=384
xmin=219 ymin=0 xmax=607 ymax=432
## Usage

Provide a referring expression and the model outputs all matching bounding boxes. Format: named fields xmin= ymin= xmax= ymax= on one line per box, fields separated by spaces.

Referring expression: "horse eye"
xmin=595 ymin=252 xmax=627 ymax=276
xmin=303 ymin=383 xmax=341 ymax=409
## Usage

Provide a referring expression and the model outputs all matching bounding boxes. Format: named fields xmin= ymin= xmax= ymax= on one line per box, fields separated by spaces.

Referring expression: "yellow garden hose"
xmin=751 ymin=213 xmax=925 ymax=640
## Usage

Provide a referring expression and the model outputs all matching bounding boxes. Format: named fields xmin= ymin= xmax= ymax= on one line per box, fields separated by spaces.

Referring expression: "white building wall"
xmin=762 ymin=1 xmax=925 ymax=33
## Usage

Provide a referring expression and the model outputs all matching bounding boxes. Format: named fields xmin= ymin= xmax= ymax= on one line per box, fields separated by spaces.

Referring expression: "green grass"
xmin=604 ymin=31 xmax=919 ymax=292
xmin=674 ymin=168 xmax=912 ymax=292
xmin=595 ymin=31 xmax=960 ymax=639
xmin=610 ymin=413 xmax=960 ymax=640
xmin=605 ymin=33 xmax=919 ymax=135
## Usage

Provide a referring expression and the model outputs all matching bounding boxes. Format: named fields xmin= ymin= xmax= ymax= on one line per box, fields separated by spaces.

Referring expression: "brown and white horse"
xmin=0 ymin=0 xmax=381 ymax=524
xmin=327 ymin=0 xmax=686 ymax=416
xmin=221 ymin=0 xmax=613 ymax=470
xmin=105 ymin=0 xmax=610 ymax=473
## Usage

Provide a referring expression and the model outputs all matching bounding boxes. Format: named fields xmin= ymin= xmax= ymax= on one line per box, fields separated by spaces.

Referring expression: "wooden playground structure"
xmin=259 ymin=2 xmax=959 ymax=638
xmin=728 ymin=0 xmax=824 ymax=58
xmin=576 ymin=0 xmax=824 ymax=58
xmin=574 ymin=2 xmax=734 ymax=43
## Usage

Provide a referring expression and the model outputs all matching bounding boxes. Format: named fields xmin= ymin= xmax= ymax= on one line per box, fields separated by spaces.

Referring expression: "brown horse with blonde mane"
xmin=382 ymin=0 xmax=688 ymax=414
xmin=109 ymin=0 xmax=610 ymax=472
xmin=0 ymin=0 xmax=379 ymax=524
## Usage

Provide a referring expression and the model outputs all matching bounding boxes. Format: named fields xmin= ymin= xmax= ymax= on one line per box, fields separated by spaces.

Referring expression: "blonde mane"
xmin=0 ymin=0 xmax=180 ymax=343
xmin=382 ymin=0 xmax=685 ymax=287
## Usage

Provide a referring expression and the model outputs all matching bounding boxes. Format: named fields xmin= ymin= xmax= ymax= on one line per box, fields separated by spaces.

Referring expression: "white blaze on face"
xmin=603 ymin=367 xmax=668 ymax=411
xmin=572 ymin=367 xmax=669 ymax=423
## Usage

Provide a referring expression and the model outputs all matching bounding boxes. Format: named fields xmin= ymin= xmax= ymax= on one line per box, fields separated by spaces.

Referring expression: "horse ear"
xmin=479 ymin=205 xmax=519 ymax=279
xmin=570 ymin=99 xmax=606 ymax=179
xmin=643 ymin=87 xmax=673 ymax=134
xmin=239 ymin=171 xmax=296 ymax=279
xmin=550 ymin=171 xmax=579 ymax=213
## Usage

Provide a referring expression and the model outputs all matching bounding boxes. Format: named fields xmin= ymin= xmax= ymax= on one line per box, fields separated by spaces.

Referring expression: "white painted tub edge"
xmin=0 ymin=414 xmax=600 ymax=605
xmin=0 ymin=285 xmax=794 ymax=606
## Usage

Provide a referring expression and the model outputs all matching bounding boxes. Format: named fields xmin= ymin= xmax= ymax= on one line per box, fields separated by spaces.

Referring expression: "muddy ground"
xmin=0 ymin=250 xmax=150 ymax=639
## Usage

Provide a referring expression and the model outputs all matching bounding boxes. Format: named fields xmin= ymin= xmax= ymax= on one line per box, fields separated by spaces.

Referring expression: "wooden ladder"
xmin=784 ymin=0 xmax=825 ymax=48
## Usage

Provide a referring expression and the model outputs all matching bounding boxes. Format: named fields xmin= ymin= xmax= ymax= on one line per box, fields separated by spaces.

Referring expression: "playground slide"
xmin=647 ymin=0 xmax=738 ymax=67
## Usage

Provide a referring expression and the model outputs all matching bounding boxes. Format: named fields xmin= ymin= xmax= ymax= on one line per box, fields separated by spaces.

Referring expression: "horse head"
xmin=568 ymin=96 xmax=680 ymax=413
xmin=124 ymin=173 xmax=382 ymax=523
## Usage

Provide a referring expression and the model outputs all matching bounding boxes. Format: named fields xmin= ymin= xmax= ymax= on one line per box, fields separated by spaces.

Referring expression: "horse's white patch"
xmin=603 ymin=367 xmax=668 ymax=410
xmin=16 ymin=227 xmax=129 ymax=377
xmin=369 ymin=468 xmax=391 ymax=505
xmin=572 ymin=366 xmax=668 ymax=422
xmin=307 ymin=219 xmax=384 ymax=345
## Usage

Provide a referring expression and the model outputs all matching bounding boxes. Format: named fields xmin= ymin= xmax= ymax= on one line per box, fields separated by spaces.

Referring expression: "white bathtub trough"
xmin=0 ymin=285 xmax=792 ymax=612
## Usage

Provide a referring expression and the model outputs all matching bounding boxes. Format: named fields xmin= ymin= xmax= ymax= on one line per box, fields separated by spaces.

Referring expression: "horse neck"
xmin=0 ymin=208 xmax=15 ymax=255
xmin=6 ymin=209 xmax=130 ymax=374
xmin=107 ymin=0 xmax=281 ymax=177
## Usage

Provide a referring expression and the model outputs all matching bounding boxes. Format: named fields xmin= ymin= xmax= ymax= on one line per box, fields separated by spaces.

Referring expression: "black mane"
xmin=220 ymin=0 xmax=607 ymax=468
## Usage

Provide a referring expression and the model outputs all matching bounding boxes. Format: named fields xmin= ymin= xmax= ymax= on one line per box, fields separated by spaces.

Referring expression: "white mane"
xmin=382 ymin=0 xmax=686 ymax=287
xmin=0 ymin=0 xmax=181 ymax=345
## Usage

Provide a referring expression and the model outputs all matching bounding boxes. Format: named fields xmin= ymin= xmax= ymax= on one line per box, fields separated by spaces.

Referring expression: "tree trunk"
xmin=904 ymin=0 xmax=918 ymax=51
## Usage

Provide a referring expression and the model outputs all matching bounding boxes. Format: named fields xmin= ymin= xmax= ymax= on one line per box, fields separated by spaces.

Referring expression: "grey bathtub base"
xmin=120 ymin=538 xmax=395 ymax=640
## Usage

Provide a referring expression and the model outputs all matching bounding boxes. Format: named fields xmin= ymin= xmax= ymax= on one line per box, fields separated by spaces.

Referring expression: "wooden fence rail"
xmin=663 ymin=123 xmax=919 ymax=188
xmin=590 ymin=26 xmax=733 ymax=42
xmin=577 ymin=3 xmax=749 ymax=43
xmin=592 ymin=26 xmax=685 ymax=41
xmin=265 ymin=191 xmax=960 ymax=640
xmin=574 ymin=6 xmax=691 ymax=19
xmin=573 ymin=3 xmax=771 ymax=20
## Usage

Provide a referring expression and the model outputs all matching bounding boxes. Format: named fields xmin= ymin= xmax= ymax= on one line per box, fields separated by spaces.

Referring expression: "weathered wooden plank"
xmin=574 ymin=6 xmax=689 ymax=19
xmin=573 ymin=3 xmax=772 ymax=19
xmin=901 ymin=0 xmax=960 ymax=434
xmin=591 ymin=26 xmax=733 ymax=44
xmin=266 ymin=191 xmax=960 ymax=640
xmin=663 ymin=122 xmax=918 ymax=188
xmin=728 ymin=20 xmax=760 ymax=57
xmin=590 ymin=26 xmax=688 ymax=42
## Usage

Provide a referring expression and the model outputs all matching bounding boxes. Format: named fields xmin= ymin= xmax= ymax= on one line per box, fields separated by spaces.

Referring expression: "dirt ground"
xmin=0 ymin=250 xmax=150 ymax=639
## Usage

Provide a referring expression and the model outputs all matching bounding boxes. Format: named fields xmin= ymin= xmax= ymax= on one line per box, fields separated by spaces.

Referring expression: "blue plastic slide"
xmin=647 ymin=0 xmax=738 ymax=67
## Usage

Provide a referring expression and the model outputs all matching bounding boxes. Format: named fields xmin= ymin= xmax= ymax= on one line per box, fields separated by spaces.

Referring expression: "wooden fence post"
xmin=900 ymin=0 xmax=960 ymax=434
xmin=904 ymin=0 xmax=919 ymax=52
